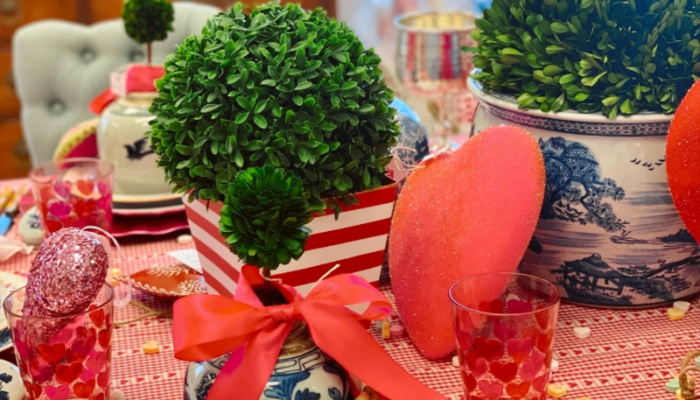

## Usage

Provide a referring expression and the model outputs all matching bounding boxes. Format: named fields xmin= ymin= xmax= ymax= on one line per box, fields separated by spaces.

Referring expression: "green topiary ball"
xmin=219 ymin=166 xmax=313 ymax=270
xmin=471 ymin=0 xmax=700 ymax=118
xmin=149 ymin=2 xmax=398 ymax=210
xmin=123 ymin=0 xmax=174 ymax=44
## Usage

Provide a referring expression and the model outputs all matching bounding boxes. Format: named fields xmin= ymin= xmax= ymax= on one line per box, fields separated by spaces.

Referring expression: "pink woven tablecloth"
xmin=1 ymin=229 xmax=698 ymax=400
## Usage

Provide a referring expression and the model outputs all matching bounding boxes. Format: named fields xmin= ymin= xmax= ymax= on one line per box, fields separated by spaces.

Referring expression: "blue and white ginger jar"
xmin=184 ymin=322 xmax=350 ymax=400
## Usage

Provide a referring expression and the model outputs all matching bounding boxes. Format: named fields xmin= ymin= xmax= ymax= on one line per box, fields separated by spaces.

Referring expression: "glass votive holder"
xmin=3 ymin=284 xmax=114 ymax=400
xmin=450 ymin=273 xmax=560 ymax=400
xmin=30 ymin=158 xmax=114 ymax=237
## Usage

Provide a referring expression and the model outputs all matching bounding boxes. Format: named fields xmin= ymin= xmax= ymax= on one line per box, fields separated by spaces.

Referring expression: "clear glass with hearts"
xmin=449 ymin=273 xmax=560 ymax=400
xmin=3 ymin=284 xmax=114 ymax=400
xmin=30 ymin=158 xmax=114 ymax=237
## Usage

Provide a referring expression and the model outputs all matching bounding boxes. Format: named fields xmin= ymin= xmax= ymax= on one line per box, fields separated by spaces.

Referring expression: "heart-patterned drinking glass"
xmin=449 ymin=273 xmax=560 ymax=400
xmin=3 ymin=284 xmax=114 ymax=400
xmin=30 ymin=158 xmax=114 ymax=237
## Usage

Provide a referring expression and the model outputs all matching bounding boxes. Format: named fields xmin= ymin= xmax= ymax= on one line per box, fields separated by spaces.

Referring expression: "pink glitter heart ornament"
xmin=23 ymin=228 xmax=109 ymax=318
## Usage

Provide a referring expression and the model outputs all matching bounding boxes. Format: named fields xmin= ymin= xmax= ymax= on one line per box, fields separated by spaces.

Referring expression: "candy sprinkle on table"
xmin=573 ymin=327 xmax=592 ymax=339
xmin=666 ymin=378 xmax=680 ymax=393
xmin=668 ymin=308 xmax=686 ymax=321
xmin=547 ymin=383 xmax=568 ymax=398
xmin=674 ymin=301 xmax=691 ymax=312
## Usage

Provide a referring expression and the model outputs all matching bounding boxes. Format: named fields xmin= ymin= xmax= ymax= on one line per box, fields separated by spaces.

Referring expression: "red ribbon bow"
xmin=173 ymin=266 xmax=444 ymax=400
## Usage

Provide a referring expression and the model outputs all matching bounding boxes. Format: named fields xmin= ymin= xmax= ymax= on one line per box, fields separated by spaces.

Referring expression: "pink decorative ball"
xmin=23 ymin=228 xmax=109 ymax=318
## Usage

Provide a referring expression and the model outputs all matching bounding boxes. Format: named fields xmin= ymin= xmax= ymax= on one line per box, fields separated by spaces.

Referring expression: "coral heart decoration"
xmin=465 ymin=352 xmax=489 ymax=378
xmin=25 ymin=380 xmax=43 ymax=399
xmin=506 ymin=382 xmax=531 ymax=398
xmin=76 ymin=180 xmax=95 ymax=196
xmin=45 ymin=385 xmax=70 ymax=400
xmin=86 ymin=352 xmax=107 ymax=374
xmin=56 ymin=362 xmax=83 ymax=385
xmin=38 ymin=343 xmax=67 ymax=365
xmin=389 ymin=125 xmax=545 ymax=359
xmin=73 ymin=378 xmax=96 ymax=398
xmin=667 ymin=79 xmax=700 ymax=243
xmin=507 ymin=338 xmax=534 ymax=364
xmin=489 ymin=361 xmax=518 ymax=383
xmin=478 ymin=380 xmax=504 ymax=398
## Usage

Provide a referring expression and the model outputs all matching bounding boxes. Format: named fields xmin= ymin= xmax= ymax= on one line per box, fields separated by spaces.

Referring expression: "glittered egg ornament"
xmin=23 ymin=228 xmax=110 ymax=318
xmin=389 ymin=125 xmax=545 ymax=359
xmin=667 ymin=79 xmax=700 ymax=243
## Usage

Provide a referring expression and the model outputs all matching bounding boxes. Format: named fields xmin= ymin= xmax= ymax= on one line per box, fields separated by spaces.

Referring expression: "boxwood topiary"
xmin=219 ymin=166 xmax=313 ymax=270
xmin=123 ymin=0 xmax=174 ymax=45
xmin=149 ymin=2 xmax=398 ymax=211
xmin=470 ymin=0 xmax=700 ymax=118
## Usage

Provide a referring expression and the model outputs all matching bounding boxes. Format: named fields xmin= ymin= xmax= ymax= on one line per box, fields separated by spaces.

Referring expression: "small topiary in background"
xmin=470 ymin=0 xmax=700 ymax=118
xmin=149 ymin=2 xmax=399 ymax=213
xmin=219 ymin=166 xmax=313 ymax=271
xmin=123 ymin=0 xmax=175 ymax=64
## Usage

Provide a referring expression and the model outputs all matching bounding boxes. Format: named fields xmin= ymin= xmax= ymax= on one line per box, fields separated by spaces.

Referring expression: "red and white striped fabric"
xmin=183 ymin=184 xmax=398 ymax=297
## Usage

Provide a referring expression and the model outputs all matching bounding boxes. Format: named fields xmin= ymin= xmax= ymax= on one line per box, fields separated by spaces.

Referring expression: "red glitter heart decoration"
xmin=38 ymin=343 xmax=66 ymax=365
xmin=489 ymin=361 xmax=518 ymax=383
xmin=390 ymin=126 xmax=545 ymax=359
xmin=506 ymin=382 xmax=531 ymax=398
xmin=56 ymin=362 xmax=83 ymax=385
xmin=73 ymin=378 xmax=96 ymax=398
xmin=667 ymin=79 xmax=700 ymax=243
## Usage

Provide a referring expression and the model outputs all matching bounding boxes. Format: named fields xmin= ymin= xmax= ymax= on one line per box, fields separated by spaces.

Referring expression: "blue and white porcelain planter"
xmin=468 ymin=76 xmax=700 ymax=308
xmin=184 ymin=323 xmax=350 ymax=400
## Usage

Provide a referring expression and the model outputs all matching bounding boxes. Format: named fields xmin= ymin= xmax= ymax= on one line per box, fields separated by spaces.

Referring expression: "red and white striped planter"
xmin=183 ymin=184 xmax=398 ymax=297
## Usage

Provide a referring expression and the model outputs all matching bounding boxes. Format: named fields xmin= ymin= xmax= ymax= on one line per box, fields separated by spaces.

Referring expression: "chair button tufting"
xmin=48 ymin=100 xmax=65 ymax=114
xmin=81 ymin=49 xmax=96 ymax=63
xmin=130 ymin=49 xmax=144 ymax=62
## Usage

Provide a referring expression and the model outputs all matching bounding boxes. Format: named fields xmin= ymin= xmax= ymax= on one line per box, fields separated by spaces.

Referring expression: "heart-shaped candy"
xmin=667 ymin=79 xmax=700 ymax=243
xmin=390 ymin=126 xmax=545 ymax=358
xmin=489 ymin=361 xmax=518 ymax=383
xmin=478 ymin=380 xmax=504 ymax=398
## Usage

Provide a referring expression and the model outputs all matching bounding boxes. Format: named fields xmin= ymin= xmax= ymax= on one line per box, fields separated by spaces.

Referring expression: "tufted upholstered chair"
xmin=12 ymin=2 xmax=220 ymax=167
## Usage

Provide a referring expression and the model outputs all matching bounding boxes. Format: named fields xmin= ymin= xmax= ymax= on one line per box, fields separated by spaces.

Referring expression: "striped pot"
xmin=183 ymin=184 xmax=398 ymax=297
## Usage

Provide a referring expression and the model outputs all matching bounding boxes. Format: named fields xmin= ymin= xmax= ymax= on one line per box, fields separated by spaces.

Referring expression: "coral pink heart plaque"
xmin=389 ymin=126 xmax=545 ymax=359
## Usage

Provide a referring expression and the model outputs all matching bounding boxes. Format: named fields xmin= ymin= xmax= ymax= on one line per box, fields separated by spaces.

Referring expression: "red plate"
xmin=118 ymin=264 xmax=207 ymax=299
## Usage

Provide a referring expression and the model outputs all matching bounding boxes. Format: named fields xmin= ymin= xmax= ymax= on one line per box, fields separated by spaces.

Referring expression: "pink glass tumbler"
xmin=30 ymin=158 xmax=113 ymax=237
xmin=3 ymin=284 xmax=114 ymax=400
xmin=449 ymin=273 xmax=560 ymax=400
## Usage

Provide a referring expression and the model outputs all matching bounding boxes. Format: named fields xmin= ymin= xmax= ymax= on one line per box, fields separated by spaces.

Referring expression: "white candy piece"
xmin=505 ymin=294 xmax=520 ymax=303
xmin=551 ymin=359 xmax=560 ymax=372
xmin=452 ymin=355 xmax=460 ymax=367
xmin=177 ymin=234 xmax=194 ymax=244
xmin=674 ymin=301 xmax=691 ymax=313
xmin=110 ymin=389 xmax=126 ymax=400
xmin=573 ymin=327 xmax=591 ymax=339
xmin=375 ymin=321 xmax=383 ymax=333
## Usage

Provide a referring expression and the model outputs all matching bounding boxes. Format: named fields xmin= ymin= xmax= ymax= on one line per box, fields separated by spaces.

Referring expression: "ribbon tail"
xmin=206 ymin=322 xmax=292 ymax=400
xmin=302 ymin=302 xmax=444 ymax=400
